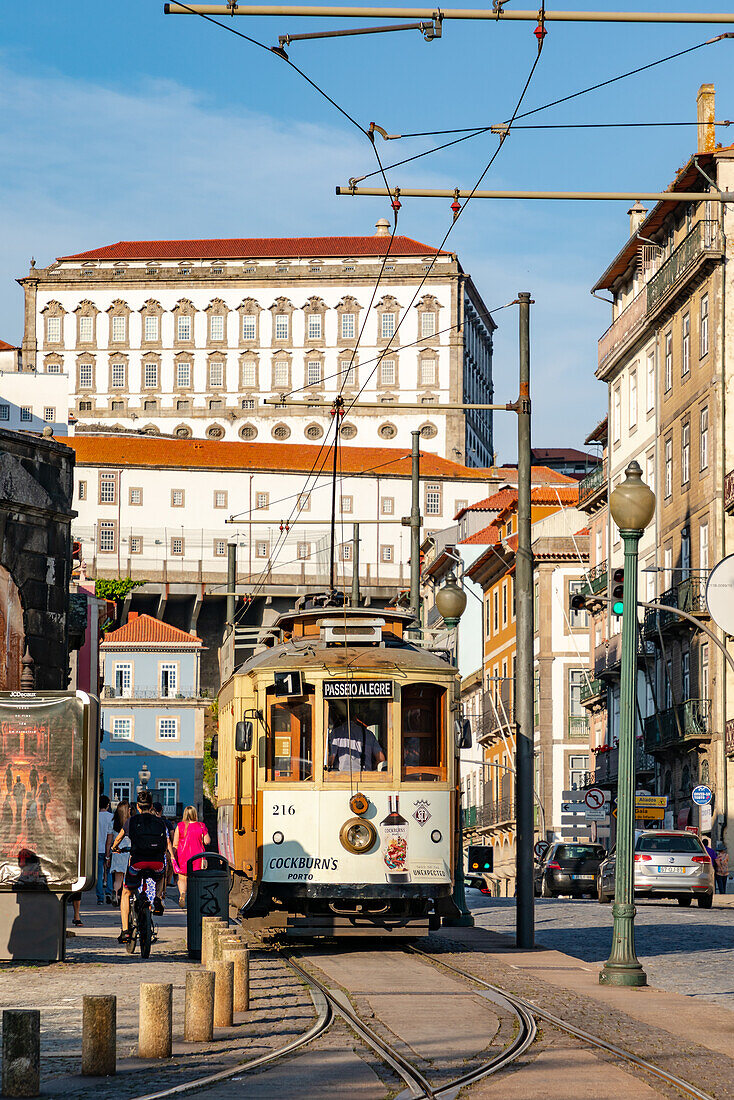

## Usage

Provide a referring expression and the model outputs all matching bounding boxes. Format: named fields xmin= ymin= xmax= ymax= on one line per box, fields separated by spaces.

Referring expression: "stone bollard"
xmin=201 ymin=918 xmax=226 ymax=968
xmin=2 ymin=1010 xmax=40 ymax=1098
xmin=184 ymin=970 xmax=215 ymax=1043
xmin=222 ymin=946 xmax=250 ymax=1013
xmin=138 ymin=984 xmax=172 ymax=1059
xmin=209 ymin=924 xmax=232 ymax=967
xmin=82 ymin=995 xmax=116 ymax=1076
xmin=213 ymin=960 xmax=234 ymax=1028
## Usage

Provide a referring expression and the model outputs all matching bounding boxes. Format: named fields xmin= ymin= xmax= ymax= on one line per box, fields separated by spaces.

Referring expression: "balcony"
xmin=476 ymin=690 xmax=514 ymax=743
xmin=643 ymin=580 xmax=709 ymax=637
xmin=647 ymin=220 xmax=723 ymax=315
xmin=726 ymin=471 xmax=734 ymax=514
xmin=102 ymin=685 xmax=204 ymax=700
xmin=577 ymin=463 xmax=607 ymax=512
xmin=476 ymin=797 xmax=515 ymax=829
xmin=643 ymin=698 xmax=711 ymax=754
xmin=597 ymin=287 xmax=646 ymax=375
xmin=568 ymin=715 xmax=590 ymax=739
xmin=593 ymin=743 xmax=656 ymax=786
xmin=580 ymin=677 xmax=606 ymax=710
xmin=580 ymin=560 xmax=608 ymax=612
xmin=463 ymin=806 xmax=478 ymax=829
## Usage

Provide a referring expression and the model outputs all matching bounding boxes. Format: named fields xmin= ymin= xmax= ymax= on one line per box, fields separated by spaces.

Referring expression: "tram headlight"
xmin=339 ymin=816 xmax=377 ymax=854
xmin=431 ymin=829 xmax=442 ymax=844
xmin=272 ymin=831 xmax=284 ymax=845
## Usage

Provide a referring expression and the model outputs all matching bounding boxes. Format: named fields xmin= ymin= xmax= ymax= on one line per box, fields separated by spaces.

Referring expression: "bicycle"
xmin=127 ymin=870 xmax=159 ymax=958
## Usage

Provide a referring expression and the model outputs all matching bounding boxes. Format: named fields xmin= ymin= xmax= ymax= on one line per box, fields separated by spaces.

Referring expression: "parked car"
xmin=534 ymin=842 xmax=606 ymax=899
xmin=465 ymin=874 xmax=491 ymax=895
xmin=598 ymin=831 xmax=714 ymax=908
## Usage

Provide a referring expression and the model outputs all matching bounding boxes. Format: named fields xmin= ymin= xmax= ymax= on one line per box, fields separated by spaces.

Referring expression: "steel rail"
xmin=130 ymin=983 xmax=333 ymax=1100
xmin=410 ymin=946 xmax=716 ymax=1100
xmin=165 ymin=5 xmax=734 ymax=24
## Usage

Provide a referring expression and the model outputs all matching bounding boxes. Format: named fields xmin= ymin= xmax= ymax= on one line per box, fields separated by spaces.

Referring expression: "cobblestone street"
xmin=468 ymin=895 xmax=734 ymax=1008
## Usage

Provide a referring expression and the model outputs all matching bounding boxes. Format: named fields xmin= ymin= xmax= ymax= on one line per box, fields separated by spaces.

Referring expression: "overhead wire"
xmin=396 ymin=119 xmax=733 ymax=136
xmin=351 ymin=34 xmax=725 ymax=183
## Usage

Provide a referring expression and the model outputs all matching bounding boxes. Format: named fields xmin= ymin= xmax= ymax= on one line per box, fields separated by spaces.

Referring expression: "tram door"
xmin=268 ymin=698 xmax=313 ymax=781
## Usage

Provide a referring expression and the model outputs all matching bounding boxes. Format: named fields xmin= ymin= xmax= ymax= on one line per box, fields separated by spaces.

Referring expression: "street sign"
xmin=584 ymin=808 xmax=610 ymax=821
xmin=585 ymin=787 xmax=609 ymax=809
xmin=561 ymin=802 xmax=588 ymax=813
xmin=700 ymin=804 xmax=713 ymax=831
xmin=706 ymin=555 xmax=734 ymax=634
xmin=692 ymin=785 xmax=712 ymax=806
xmin=534 ymin=841 xmax=549 ymax=858
xmin=635 ymin=794 xmax=668 ymax=808
xmin=636 ymin=807 xmax=665 ymax=820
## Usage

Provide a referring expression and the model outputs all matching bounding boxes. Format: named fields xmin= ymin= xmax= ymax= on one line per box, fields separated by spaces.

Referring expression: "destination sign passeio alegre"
xmin=323 ymin=680 xmax=393 ymax=699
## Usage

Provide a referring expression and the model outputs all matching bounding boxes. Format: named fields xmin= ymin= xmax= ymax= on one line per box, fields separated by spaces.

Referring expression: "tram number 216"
xmin=272 ymin=805 xmax=296 ymax=816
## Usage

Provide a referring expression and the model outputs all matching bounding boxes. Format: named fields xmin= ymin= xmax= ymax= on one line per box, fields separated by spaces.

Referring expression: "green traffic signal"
xmin=611 ymin=566 xmax=624 ymax=616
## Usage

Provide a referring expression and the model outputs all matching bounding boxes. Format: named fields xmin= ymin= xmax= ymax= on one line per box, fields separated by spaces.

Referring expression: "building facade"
xmin=590 ymin=85 xmax=732 ymax=842
xmin=100 ymin=613 xmax=206 ymax=814
xmin=17 ymin=225 xmax=496 ymax=466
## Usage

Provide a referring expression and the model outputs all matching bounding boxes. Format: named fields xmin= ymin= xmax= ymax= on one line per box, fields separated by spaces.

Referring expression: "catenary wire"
xmin=351 ymin=34 xmax=723 ymax=182
xmin=396 ymin=119 xmax=733 ymax=136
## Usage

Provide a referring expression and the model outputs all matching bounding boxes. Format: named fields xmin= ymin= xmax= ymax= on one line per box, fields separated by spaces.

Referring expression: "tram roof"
xmin=233 ymin=639 xmax=456 ymax=679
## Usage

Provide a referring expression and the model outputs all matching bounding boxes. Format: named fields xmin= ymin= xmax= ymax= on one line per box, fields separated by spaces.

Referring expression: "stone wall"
xmin=0 ymin=429 xmax=74 ymax=689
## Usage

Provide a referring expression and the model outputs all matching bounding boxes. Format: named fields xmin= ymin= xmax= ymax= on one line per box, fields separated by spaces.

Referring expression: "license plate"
xmin=572 ymin=874 xmax=595 ymax=880
xmin=657 ymin=866 xmax=685 ymax=874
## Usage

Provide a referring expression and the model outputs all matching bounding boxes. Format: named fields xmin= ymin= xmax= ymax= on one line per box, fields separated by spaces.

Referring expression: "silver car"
xmin=598 ymin=830 xmax=714 ymax=908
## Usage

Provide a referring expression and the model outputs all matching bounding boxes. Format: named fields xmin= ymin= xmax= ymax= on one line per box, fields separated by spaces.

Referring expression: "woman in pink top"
xmin=173 ymin=806 xmax=210 ymax=909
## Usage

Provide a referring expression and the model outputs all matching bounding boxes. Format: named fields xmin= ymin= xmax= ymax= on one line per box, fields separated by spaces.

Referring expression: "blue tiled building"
xmin=100 ymin=613 xmax=205 ymax=814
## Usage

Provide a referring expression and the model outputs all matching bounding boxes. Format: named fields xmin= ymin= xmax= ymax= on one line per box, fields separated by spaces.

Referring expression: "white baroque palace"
xmin=18 ymin=222 xmax=496 ymax=466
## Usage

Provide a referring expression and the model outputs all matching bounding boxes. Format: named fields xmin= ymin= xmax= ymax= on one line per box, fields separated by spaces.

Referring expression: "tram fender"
xmin=433 ymin=894 xmax=462 ymax=919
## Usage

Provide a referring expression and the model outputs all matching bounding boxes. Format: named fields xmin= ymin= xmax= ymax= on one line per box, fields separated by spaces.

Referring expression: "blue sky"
xmin=2 ymin=1 xmax=734 ymax=459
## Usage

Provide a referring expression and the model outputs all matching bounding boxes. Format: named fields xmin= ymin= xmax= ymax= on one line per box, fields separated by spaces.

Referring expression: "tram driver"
xmin=327 ymin=705 xmax=387 ymax=773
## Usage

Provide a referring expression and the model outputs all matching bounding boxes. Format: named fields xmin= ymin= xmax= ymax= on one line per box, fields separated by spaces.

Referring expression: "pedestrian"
xmin=714 ymin=843 xmax=729 ymax=895
xmin=703 ymin=835 xmax=718 ymax=865
xmin=110 ymin=800 xmax=131 ymax=904
xmin=172 ymin=806 xmax=210 ymax=909
xmin=96 ymin=794 xmax=115 ymax=904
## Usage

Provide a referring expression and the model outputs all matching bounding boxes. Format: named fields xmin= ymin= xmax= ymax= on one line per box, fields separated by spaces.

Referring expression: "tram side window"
xmin=325 ymin=701 xmax=388 ymax=774
xmin=401 ymin=684 xmax=446 ymax=782
xmin=267 ymin=698 xmax=313 ymax=781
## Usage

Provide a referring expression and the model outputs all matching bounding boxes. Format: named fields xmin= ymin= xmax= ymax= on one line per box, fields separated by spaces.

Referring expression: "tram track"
xmin=410 ymin=944 xmax=717 ymax=1100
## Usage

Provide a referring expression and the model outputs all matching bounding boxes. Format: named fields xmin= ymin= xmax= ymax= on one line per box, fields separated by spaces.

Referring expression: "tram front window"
xmin=401 ymin=684 xmax=446 ymax=781
xmin=325 ymin=701 xmax=388 ymax=774
xmin=267 ymin=700 xmax=313 ymax=781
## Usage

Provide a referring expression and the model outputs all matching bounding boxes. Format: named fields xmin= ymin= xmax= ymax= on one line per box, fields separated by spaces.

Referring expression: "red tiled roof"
xmin=101 ymin=613 xmax=202 ymax=647
xmin=57 ymin=236 xmax=446 ymax=262
xmin=0 ymin=340 xmax=19 ymax=351
xmin=59 ymin=435 xmax=491 ymax=480
xmin=459 ymin=484 xmax=578 ymax=519
xmin=460 ymin=523 xmax=501 ymax=545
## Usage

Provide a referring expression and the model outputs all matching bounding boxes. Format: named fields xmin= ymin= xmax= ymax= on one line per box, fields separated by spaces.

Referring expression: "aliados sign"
xmin=323 ymin=680 xmax=393 ymax=699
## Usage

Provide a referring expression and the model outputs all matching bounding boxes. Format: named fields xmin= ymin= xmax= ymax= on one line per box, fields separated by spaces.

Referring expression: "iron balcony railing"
xmin=476 ymin=797 xmax=515 ymax=828
xmin=476 ymin=691 xmax=514 ymax=742
xmin=643 ymin=698 xmax=711 ymax=753
xmin=102 ymin=685 xmax=204 ymax=700
xmin=569 ymin=716 xmax=590 ymax=738
xmin=643 ymin=579 xmax=709 ymax=635
xmin=647 ymin=221 xmax=721 ymax=312
xmin=581 ymin=560 xmax=608 ymax=598
xmin=593 ymin=743 xmax=656 ymax=785
xmin=725 ymin=470 xmax=734 ymax=514
xmin=580 ymin=677 xmax=606 ymax=706
xmin=463 ymin=806 xmax=478 ymax=828
xmin=578 ymin=463 xmax=607 ymax=508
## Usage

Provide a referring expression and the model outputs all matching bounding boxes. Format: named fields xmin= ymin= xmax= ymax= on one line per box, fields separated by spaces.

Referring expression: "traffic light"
xmin=570 ymin=591 xmax=587 ymax=615
xmin=467 ymin=845 xmax=493 ymax=874
xmin=611 ymin=567 xmax=625 ymax=616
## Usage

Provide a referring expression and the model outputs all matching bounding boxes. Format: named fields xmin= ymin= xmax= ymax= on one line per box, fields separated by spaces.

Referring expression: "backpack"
xmin=129 ymin=813 xmax=167 ymax=861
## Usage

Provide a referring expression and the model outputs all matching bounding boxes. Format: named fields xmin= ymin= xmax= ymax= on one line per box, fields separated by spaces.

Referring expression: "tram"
xmin=216 ymin=600 xmax=467 ymax=936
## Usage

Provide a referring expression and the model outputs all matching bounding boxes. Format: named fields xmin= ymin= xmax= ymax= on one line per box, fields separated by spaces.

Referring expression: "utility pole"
xmin=515 ymin=291 xmax=534 ymax=950
xmin=351 ymin=522 xmax=360 ymax=606
xmin=329 ymin=398 xmax=343 ymax=592
xmin=226 ymin=543 xmax=237 ymax=628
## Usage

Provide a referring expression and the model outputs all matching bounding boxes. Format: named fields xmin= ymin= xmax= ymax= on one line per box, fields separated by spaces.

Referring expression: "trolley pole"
xmin=351 ymin=522 xmax=360 ymax=606
xmin=515 ymin=291 xmax=535 ymax=950
xmin=409 ymin=429 xmax=422 ymax=625
xmin=226 ymin=543 xmax=237 ymax=628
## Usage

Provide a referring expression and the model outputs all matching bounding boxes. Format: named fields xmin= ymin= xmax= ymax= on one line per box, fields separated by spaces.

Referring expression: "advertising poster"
xmin=0 ymin=694 xmax=88 ymax=890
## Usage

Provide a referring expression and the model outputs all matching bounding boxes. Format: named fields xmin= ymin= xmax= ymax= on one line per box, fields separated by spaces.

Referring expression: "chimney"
xmin=628 ymin=200 xmax=648 ymax=237
xmin=374 ymin=218 xmax=391 ymax=237
xmin=697 ymin=83 xmax=715 ymax=153
xmin=127 ymin=611 xmax=139 ymax=621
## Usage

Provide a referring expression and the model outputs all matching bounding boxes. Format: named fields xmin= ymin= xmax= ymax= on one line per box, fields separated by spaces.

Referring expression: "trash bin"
xmin=186 ymin=852 xmax=232 ymax=959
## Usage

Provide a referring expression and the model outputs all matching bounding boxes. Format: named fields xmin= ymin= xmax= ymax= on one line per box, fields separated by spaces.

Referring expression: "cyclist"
xmin=111 ymin=789 xmax=175 ymax=945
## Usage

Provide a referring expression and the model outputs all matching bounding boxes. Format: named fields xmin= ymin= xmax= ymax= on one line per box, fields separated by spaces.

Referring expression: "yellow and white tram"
xmin=216 ymin=603 xmax=465 ymax=936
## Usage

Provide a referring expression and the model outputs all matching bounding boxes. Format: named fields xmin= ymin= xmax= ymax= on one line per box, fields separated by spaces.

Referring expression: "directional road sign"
xmin=583 ymin=808 xmax=610 ymax=821
xmin=636 ymin=807 xmax=665 ymax=820
xmin=635 ymin=795 xmax=668 ymax=808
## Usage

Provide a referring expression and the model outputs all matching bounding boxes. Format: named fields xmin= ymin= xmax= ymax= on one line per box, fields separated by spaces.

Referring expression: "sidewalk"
xmin=0 ymin=887 xmax=315 ymax=1099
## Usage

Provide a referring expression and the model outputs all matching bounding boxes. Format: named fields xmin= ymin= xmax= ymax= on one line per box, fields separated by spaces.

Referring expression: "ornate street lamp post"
xmin=600 ymin=460 xmax=655 ymax=987
xmin=435 ymin=573 xmax=474 ymax=927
